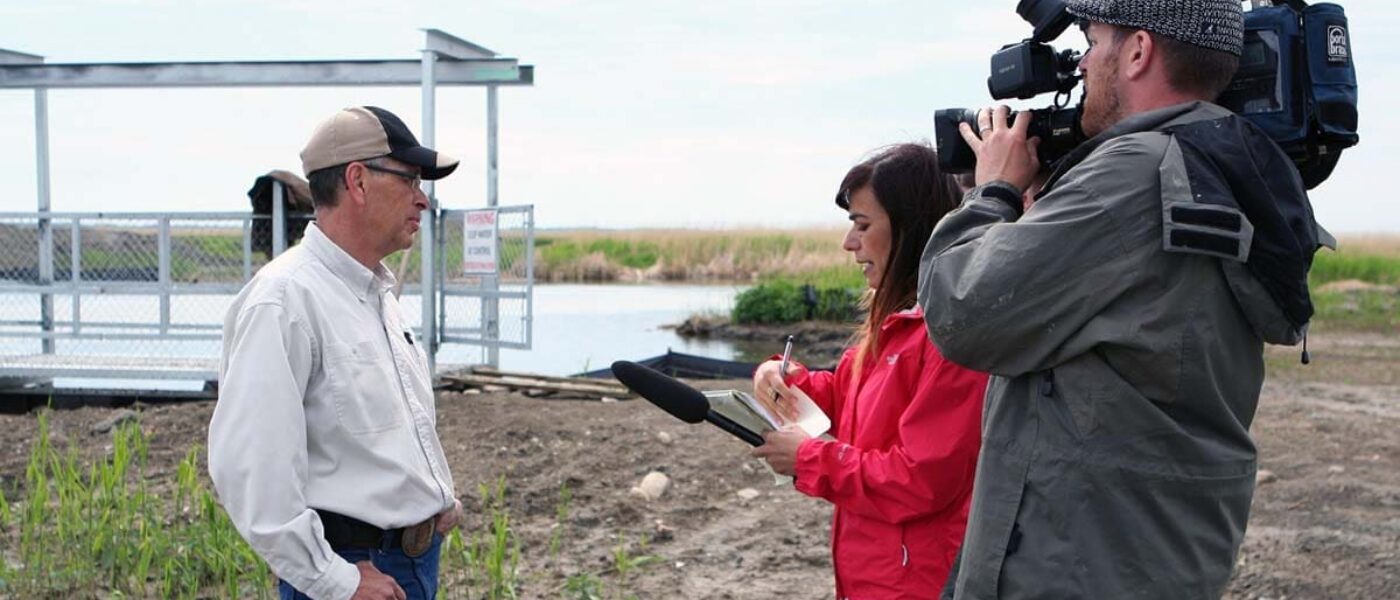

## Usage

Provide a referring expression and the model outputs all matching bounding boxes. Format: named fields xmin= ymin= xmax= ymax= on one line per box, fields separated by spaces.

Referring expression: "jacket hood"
xmin=1045 ymin=102 xmax=1321 ymax=344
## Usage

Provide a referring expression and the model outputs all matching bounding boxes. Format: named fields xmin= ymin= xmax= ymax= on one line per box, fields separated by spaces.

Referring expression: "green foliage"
xmin=732 ymin=280 xmax=808 ymax=324
xmin=1 ymin=412 xmax=272 ymax=598
xmin=733 ymin=266 xmax=866 ymax=324
xmin=812 ymin=286 xmax=863 ymax=322
xmin=1310 ymin=251 xmax=1400 ymax=286
xmin=538 ymin=239 xmax=585 ymax=267
xmin=0 ymin=413 xmax=664 ymax=600
xmin=535 ymin=238 xmax=661 ymax=271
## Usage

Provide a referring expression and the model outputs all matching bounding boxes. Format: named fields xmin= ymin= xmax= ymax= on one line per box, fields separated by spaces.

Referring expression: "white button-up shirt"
xmin=209 ymin=223 xmax=456 ymax=600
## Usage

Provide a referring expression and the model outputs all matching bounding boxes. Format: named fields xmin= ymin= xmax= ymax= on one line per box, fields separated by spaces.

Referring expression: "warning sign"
xmin=462 ymin=209 xmax=499 ymax=275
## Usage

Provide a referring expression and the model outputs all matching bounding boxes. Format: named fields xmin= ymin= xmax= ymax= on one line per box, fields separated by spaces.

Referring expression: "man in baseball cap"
xmin=919 ymin=1 xmax=1324 ymax=598
xmin=210 ymin=106 xmax=464 ymax=600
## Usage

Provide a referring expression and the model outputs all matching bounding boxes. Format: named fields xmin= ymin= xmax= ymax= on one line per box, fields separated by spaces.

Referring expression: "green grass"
xmin=181 ymin=234 xmax=245 ymax=262
xmin=0 ymin=411 xmax=271 ymax=598
xmin=1304 ymin=249 xmax=1400 ymax=333
xmin=536 ymin=239 xmax=660 ymax=271
xmin=1311 ymin=289 xmax=1399 ymax=331
xmin=1310 ymin=251 xmax=1400 ymax=286
xmin=1 ymin=417 xmax=661 ymax=599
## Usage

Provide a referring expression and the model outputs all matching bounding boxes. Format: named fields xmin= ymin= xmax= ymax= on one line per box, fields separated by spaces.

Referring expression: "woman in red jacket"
xmin=752 ymin=143 xmax=987 ymax=599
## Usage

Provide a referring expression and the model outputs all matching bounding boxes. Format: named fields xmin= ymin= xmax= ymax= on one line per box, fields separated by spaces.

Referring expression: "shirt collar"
xmin=302 ymin=223 xmax=397 ymax=301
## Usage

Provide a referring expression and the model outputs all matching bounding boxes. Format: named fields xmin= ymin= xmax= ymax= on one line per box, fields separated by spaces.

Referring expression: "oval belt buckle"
xmin=401 ymin=519 xmax=435 ymax=558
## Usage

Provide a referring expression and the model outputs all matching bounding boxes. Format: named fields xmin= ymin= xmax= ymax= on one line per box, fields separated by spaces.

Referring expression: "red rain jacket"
xmin=787 ymin=307 xmax=986 ymax=599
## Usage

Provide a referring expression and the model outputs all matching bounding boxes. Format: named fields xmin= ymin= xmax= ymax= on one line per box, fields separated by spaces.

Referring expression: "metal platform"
xmin=0 ymin=355 xmax=470 ymax=385
xmin=0 ymin=353 xmax=218 ymax=381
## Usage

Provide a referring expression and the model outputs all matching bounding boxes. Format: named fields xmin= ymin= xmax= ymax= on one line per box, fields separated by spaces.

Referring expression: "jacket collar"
xmin=879 ymin=306 xmax=924 ymax=332
xmin=1041 ymin=101 xmax=1226 ymax=197
xmin=302 ymin=223 xmax=396 ymax=302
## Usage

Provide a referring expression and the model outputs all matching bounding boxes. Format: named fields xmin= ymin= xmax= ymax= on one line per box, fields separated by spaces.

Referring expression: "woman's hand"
xmin=750 ymin=428 xmax=812 ymax=476
xmin=752 ymin=360 xmax=801 ymax=423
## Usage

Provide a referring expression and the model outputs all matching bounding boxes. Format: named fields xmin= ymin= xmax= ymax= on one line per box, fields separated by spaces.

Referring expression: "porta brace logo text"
xmin=1327 ymin=24 xmax=1350 ymax=63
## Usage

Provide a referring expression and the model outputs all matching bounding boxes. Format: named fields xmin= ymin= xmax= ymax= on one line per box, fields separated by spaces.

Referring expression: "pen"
xmin=777 ymin=335 xmax=794 ymax=390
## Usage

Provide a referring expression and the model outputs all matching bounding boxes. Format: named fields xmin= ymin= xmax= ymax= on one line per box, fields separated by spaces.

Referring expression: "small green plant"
xmin=610 ymin=534 xmax=660 ymax=580
xmin=450 ymin=477 xmax=521 ymax=600
xmin=563 ymin=572 xmax=605 ymax=600
xmin=548 ymin=483 xmax=573 ymax=563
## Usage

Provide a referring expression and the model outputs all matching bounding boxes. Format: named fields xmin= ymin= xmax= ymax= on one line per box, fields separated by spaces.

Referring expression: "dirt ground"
xmin=0 ymin=327 xmax=1396 ymax=599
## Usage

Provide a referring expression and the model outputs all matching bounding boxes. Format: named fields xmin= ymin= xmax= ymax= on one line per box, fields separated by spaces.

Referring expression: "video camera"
xmin=934 ymin=0 xmax=1359 ymax=190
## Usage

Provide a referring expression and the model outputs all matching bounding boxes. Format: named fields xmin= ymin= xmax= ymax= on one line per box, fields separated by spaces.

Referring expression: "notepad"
xmin=704 ymin=387 xmax=830 ymax=439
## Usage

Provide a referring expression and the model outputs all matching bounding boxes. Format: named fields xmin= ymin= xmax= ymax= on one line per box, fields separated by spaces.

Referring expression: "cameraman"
xmin=917 ymin=1 xmax=1323 ymax=598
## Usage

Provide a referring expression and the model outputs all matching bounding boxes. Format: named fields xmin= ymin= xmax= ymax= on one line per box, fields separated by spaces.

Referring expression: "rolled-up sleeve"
xmin=208 ymin=302 xmax=359 ymax=600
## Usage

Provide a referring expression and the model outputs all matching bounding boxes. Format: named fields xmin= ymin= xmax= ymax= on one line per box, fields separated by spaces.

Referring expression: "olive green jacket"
xmin=919 ymin=102 xmax=1320 ymax=599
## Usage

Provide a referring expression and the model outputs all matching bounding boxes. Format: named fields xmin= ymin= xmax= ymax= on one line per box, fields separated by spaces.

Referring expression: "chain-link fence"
xmin=0 ymin=212 xmax=285 ymax=361
xmin=0 ymin=197 xmax=534 ymax=380
xmin=438 ymin=205 xmax=534 ymax=349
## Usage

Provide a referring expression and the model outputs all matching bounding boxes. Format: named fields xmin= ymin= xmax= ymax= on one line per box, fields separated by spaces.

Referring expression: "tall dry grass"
xmin=534 ymin=228 xmax=851 ymax=282
xmin=1334 ymin=233 xmax=1400 ymax=258
xmin=529 ymin=230 xmax=1400 ymax=285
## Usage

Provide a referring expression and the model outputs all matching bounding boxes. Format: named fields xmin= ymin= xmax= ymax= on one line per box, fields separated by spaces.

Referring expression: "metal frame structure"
xmin=0 ymin=29 xmax=533 ymax=385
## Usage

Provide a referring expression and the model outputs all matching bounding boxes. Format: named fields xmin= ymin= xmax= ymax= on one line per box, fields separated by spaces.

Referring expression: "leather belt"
xmin=316 ymin=509 xmax=436 ymax=558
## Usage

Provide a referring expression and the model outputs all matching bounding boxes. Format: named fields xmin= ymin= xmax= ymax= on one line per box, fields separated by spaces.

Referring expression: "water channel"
xmin=0 ymin=284 xmax=765 ymax=387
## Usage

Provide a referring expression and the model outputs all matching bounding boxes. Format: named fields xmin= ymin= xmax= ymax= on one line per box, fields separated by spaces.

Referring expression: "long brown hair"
xmin=835 ymin=143 xmax=962 ymax=376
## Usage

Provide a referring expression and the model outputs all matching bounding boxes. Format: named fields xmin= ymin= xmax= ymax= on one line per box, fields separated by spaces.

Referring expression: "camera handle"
xmin=1249 ymin=0 xmax=1309 ymax=11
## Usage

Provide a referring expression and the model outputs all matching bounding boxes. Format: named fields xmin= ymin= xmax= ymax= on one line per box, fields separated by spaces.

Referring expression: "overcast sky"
xmin=1 ymin=1 xmax=1395 ymax=232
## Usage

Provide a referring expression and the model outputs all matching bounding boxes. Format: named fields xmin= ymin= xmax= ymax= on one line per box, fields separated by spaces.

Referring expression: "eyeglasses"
xmin=362 ymin=162 xmax=422 ymax=188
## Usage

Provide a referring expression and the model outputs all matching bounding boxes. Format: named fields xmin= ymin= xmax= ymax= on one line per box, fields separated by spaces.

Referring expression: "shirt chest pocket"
xmin=323 ymin=339 xmax=405 ymax=434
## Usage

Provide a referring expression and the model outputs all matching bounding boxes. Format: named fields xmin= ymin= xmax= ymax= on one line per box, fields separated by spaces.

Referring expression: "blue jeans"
xmin=278 ymin=532 xmax=442 ymax=600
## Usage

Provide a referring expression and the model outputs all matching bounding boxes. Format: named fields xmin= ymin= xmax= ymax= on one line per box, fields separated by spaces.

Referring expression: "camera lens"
xmin=934 ymin=108 xmax=980 ymax=174
xmin=934 ymin=106 xmax=1084 ymax=175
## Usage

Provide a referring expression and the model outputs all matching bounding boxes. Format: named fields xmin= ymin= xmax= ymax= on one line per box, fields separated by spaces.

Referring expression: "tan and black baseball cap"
xmin=300 ymin=106 xmax=460 ymax=180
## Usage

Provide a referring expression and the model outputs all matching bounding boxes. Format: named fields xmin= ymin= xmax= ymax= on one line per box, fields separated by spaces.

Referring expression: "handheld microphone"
xmin=611 ymin=361 xmax=765 ymax=447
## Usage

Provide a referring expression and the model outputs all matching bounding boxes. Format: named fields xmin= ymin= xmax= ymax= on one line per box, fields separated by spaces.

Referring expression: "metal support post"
xmin=524 ymin=206 xmax=534 ymax=345
xmin=158 ymin=217 xmax=171 ymax=334
xmin=272 ymin=181 xmax=286 ymax=256
xmin=420 ymin=49 xmax=439 ymax=375
xmin=70 ymin=219 xmax=81 ymax=334
xmin=484 ymin=85 xmax=501 ymax=367
xmin=242 ymin=218 xmax=253 ymax=281
xmin=36 ymin=87 xmax=54 ymax=354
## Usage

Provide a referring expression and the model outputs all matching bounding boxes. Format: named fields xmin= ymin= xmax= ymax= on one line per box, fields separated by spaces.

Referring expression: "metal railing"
xmin=0 ymin=185 xmax=534 ymax=382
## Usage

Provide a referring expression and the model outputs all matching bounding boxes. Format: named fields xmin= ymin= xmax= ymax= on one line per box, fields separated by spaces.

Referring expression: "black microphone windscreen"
xmin=611 ymin=361 xmax=708 ymax=424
